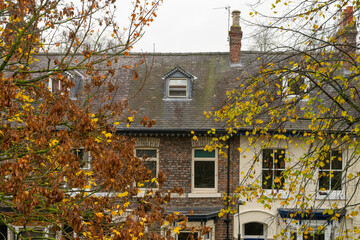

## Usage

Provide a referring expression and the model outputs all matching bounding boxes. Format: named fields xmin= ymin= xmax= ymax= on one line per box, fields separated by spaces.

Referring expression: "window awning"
xmin=278 ymin=208 xmax=346 ymax=221
xmin=166 ymin=207 xmax=221 ymax=222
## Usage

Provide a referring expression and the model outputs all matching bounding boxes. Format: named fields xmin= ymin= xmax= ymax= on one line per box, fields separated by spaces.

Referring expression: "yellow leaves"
xmin=102 ymin=131 xmax=112 ymax=138
xmin=113 ymin=229 xmax=121 ymax=236
xmin=49 ymin=139 xmax=59 ymax=147
xmin=95 ymin=212 xmax=104 ymax=218
xmin=350 ymin=211 xmax=358 ymax=217
xmin=173 ymin=226 xmax=181 ymax=235
xmin=118 ymin=191 xmax=129 ymax=198
xmin=192 ymin=135 xmax=198 ymax=141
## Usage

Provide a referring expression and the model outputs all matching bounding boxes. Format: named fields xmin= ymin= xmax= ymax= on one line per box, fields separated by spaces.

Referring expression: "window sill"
xmin=283 ymin=95 xmax=309 ymax=102
xmin=163 ymin=98 xmax=192 ymax=101
xmin=263 ymin=189 xmax=289 ymax=199
xmin=316 ymin=191 xmax=345 ymax=200
xmin=188 ymin=193 xmax=221 ymax=198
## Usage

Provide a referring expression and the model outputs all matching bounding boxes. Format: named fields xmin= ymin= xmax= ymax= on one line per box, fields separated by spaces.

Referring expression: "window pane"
xmin=169 ymin=79 xmax=187 ymax=86
xmin=303 ymin=233 xmax=324 ymax=240
xmin=52 ymin=79 xmax=60 ymax=93
xmin=275 ymin=149 xmax=285 ymax=169
xmin=331 ymin=150 xmax=342 ymax=170
xmin=194 ymin=161 xmax=215 ymax=188
xmin=0 ymin=224 xmax=7 ymax=240
xmin=290 ymin=231 xmax=297 ymax=240
xmin=262 ymin=170 xmax=273 ymax=189
xmin=331 ymin=171 xmax=342 ymax=190
xmin=274 ymin=170 xmax=284 ymax=188
xmin=169 ymin=89 xmax=187 ymax=97
xmin=144 ymin=161 xmax=157 ymax=177
xmin=289 ymin=77 xmax=305 ymax=95
xmin=20 ymin=229 xmax=44 ymax=239
xmin=262 ymin=149 xmax=273 ymax=168
xmin=320 ymin=152 xmax=330 ymax=169
xmin=319 ymin=171 xmax=330 ymax=190
xmin=194 ymin=150 xmax=215 ymax=158
xmin=178 ymin=232 xmax=198 ymax=240
xmin=244 ymin=222 xmax=264 ymax=235
xmin=73 ymin=149 xmax=90 ymax=169
xmin=63 ymin=225 xmax=74 ymax=240
xmin=142 ymin=161 xmax=157 ymax=188
xmin=136 ymin=149 xmax=157 ymax=158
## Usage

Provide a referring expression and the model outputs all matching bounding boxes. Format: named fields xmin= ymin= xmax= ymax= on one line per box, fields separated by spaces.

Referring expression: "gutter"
xmin=226 ymin=137 xmax=231 ymax=240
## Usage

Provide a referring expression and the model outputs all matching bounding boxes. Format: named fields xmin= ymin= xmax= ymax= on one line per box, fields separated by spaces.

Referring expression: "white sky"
xmin=118 ymin=0 xmax=266 ymax=53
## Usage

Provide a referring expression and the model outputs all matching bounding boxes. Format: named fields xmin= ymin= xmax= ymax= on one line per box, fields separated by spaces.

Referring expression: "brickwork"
xmin=229 ymin=25 xmax=242 ymax=64
xmin=156 ymin=136 xmax=239 ymax=239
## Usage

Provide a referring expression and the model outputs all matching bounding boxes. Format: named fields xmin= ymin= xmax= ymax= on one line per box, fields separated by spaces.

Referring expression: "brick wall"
xmin=156 ymin=136 xmax=239 ymax=239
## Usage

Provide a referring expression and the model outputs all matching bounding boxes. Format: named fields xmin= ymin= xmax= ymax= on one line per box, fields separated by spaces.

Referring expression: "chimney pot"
xmin=232 ymin=10 xmax=241 ymax=26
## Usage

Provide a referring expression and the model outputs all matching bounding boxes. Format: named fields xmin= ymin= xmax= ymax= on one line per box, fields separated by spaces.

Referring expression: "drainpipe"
xmin=226 ymin=138 xmax=231 ymax=240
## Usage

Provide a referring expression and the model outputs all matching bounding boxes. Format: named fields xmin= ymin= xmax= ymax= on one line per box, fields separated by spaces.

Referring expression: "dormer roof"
xmin=162 ymin=67 xmax=197 ymax=80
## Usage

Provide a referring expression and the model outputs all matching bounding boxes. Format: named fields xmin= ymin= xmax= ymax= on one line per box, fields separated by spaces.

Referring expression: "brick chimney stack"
xmin=229 ymin=10 xmax=243 ymax=65
xmin=337 ymin=6 xmax=357 ymax=69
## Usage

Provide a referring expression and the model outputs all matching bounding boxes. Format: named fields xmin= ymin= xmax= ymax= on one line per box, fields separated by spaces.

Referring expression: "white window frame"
xmin=9 ymin=226 xmax=56 ymax=240
xmin=168 ymin=78 xmax=188 ymax=98
xmin=47 ymin=71 xmax=77 ymax=99
xmin=135 ymin=148 xmax=159 ymax=189
xmin=48 ymin=77 xmax=61 ymax=93
xmin=191 ymin=149 xmax=218 ymax=194
xmin=261 ymin=148 xmax=286 ymax=191
xmin=170 ymin=220 xmax=215 ymax=240
xmin=282 ymin=74 xmax=310 ymax=100
xmin=317 ymin=149 xmax=344 ymax=200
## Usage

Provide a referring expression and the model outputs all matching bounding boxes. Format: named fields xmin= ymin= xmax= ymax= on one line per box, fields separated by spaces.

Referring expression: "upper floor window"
xmin=72 ymin=148 xmax=91 ymax=170
xmin=262 ymin=149 xmax=285 ymax=190
xmin=47 ymin=71 xmax=82 ymax=100
xmin=282 ymin=74 xmax=309 ymax=99
xmin=136 ymin=149 xmax=158 ymax=188
xmin=192 ymin=149 xmax=217 ymax=193
xmin=163 ymin=67 xmax=196 ymax=100
xmin=48 ymin=78 xmax=61 ymax=93
xmin=168 ymin=78 xmax=188 ymax=97
xmin=319 ymin=150 xmax=342 ymax=191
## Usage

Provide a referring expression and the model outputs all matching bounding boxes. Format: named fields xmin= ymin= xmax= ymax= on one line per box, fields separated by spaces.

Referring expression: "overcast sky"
xmin=119 ymin=0 xmax=265 ymax=53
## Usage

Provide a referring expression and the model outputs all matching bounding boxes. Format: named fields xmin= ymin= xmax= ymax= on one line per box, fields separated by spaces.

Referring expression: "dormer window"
xmin=282 ymin=73 xmax=309 ymax=100
xmin=163 ymin=67 xmax=196 ymax=100
xmin=48 ymin=78 xmax=61 ymax=93
xmin=168 ymin=78 xmax=188 ymax=97
xmin=47 ymin=70 xmax=83 ymax=100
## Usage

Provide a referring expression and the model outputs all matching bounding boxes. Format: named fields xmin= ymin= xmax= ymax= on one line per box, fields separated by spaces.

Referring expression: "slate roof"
xmin=120 ymin=52 xmax=263 ymax=131
xmin=27 ymin=51 xmax=354 ymax=134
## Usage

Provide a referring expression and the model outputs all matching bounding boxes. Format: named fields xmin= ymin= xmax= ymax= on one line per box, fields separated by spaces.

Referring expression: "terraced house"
xmin=1 ymin=6 xmax=359 ymax=240
xmin=115 ymin=8 xmax=360 ymax=240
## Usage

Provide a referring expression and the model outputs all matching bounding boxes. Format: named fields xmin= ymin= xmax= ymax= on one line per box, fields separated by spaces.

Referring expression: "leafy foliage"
xmin=0 ymin=0 xmax=187 ymax=239
xmin=206 ymin=0 xmax=360 ymax=239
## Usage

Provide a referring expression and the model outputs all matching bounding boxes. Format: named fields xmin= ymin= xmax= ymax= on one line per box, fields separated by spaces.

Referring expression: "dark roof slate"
xmin=125 ymin=52 xmax=248 ymax=130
